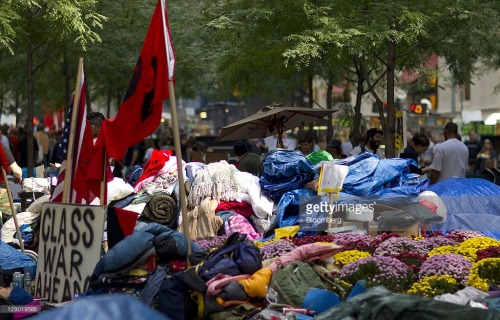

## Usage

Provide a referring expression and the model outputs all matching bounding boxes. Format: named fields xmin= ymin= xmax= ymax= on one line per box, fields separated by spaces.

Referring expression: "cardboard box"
xmin=389 ymin=223 xmax=421 ymax=237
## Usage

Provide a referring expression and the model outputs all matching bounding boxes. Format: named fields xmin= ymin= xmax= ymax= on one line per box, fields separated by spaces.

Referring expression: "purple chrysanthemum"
xmin=419 ymin=253 xmax=472 ymax=285
xmin=260 ymin=239 xmax=297 ymax=260
xmin=340 ymin=256 xmax=412 ymax=292
xmin=195 ymin=235 xmax=228 ymax=251
xmin=374 ymin=236 xmax=429 ymax=257
xmin=423 ymin=236 xmax=459 ymax=250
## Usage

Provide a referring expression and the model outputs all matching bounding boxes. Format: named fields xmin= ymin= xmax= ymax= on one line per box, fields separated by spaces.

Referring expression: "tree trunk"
xmin=85 ymin=78 xmax=91 ymax=113
xmin=326 ymin=74 xmax=334 ymax=141
xmin=363 ymin=60 xmax=386 ymax=144
xmin=308 ymin=75 xmax=313 ymax=108
xmin=63 ymin=50 xmax=71 ymax=110
xmin=385 ymin=40 xmax=397 ymax=158
xmin=107 ymin=88 xmax=112 ymax=119
xmin=26 ymin=42 xmax=35 ymax=177
xmin=353 ymin=61 xmax=365 ymax=146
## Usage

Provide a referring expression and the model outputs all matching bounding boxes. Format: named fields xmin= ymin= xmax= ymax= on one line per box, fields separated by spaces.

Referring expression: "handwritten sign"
xmin=35 ymin=203 xmax=105 ymax=302
xmin=317 ymin=163 xmax=349 ymax=196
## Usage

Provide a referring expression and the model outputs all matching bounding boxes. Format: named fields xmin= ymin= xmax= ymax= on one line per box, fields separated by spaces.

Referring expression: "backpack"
xmin=269 ymin=261 xmax=325 ymax=307
xmin=196 ymin=232 xmax=262 ymax=282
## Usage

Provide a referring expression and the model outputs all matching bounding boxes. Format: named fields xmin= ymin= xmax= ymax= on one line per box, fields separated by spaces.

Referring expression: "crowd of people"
xmin=228 ymin=122 xmax=499 ymax=187
xmin=0 ymin=113 xmax=497 ymax=188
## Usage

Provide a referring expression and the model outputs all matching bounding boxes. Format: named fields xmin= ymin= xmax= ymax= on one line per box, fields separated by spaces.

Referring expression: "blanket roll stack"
xmin=143 ymin=194 xmax=178 ymax=226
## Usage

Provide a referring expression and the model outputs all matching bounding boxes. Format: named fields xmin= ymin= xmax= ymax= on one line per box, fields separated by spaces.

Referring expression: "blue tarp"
xmin=32 ymin=294 xmax=171 ymax=320
xmin=273 ymin=154 xmax=428 ymax=230
xmin=336 ymin=153 xmax=426 ymax=196
xmin=428 ymin=178 xmax=500 ymax=239
xmin=276 ymin=189 xmax=418 ymax=229
xmin=0 ymin=241 xmax=36 ymax=270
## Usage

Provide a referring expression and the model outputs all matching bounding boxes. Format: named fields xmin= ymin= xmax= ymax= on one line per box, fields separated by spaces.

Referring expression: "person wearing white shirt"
xmin=429 ymin=122 xmax=469 ymax=184
xmin=350 ymin=128 xmax=385 ymax=159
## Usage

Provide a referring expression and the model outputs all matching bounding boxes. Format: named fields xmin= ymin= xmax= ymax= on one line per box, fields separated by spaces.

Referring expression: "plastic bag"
xmin=306 ymin=150 xmax=333 ymax=165
xmin=274 ymin=226 xmax=300 ymax=239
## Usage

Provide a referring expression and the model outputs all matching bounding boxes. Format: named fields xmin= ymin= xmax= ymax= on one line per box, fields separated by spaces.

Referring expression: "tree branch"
xmin=372 ymin=52 xmax=389 ymax=68
xmin=363 ymin=70 xmax=387 ymax=95
xmin=396 ymin=20 xmax=459 ymax=59
xmin=341 ymin=65 xmax=357 ymax=75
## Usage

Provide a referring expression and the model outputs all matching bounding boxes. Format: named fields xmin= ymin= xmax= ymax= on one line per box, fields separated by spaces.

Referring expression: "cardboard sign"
xmin=317 ymin=163 xmax=349 ymax=196
xmin=35 ymin=203 xmax=105 ymax=302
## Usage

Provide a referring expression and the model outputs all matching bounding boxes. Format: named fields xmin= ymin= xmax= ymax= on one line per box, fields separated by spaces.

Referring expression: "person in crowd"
xmin=326 ymin=139 xmax=347 ymax=159
xmin=87 ymin=111 xmax=123 ymax=177
xmin=233 ymin=140 xmax=264 ymax=176
xmin=143 ymin=138 xmax=156 ymax=163
xmin=341 ymin=132 xmax=354 ymax=156
xmin=50 ymin=130 xmax=63 ymax=164
xmin=465 ymin=130 xmax=482 ymax=173
xmin=476 ymin=138 xmax=497 ymax=173
xmin=400 ymin=134 xmax=430 ymax=175
xmin=350 ymin=128 xmax=384 ymax=158
xmin=87 ymin=111 xmax=105 ymax=143
xmin=34 ymin=124 xmax=50 ymax=167
xmin=248 ymin=138 xmax=269 ymax=155
xmin=0 ymin=126 xmax=11 ymax=154
xmin=297 ymin=131 xmax=315 ymax=156
xmin=0 ymin=139 xmax=23 ymax=183
xmin=429 ymin=122 xmax=469 ymax=184
xmin=421 ymin=132 xmax=435 ymax=166
xmin=17 ymin=128 xmax=39 ymax=171
xmin=123 ymin=141 xmax=145 ymax=179
xmin=8 ymin=127 xmax=19 ymax=162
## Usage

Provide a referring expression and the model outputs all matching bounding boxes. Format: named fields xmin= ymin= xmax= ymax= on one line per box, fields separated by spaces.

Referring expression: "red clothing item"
xmin=215 ymin=200 xmax=254 ymax=218
xmin=134 ymin=149 xmax=172 ymax=187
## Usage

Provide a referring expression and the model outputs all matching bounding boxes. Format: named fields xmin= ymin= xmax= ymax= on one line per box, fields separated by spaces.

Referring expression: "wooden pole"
xmin=168 ymin=80 xmax=192 ymax=262
xmin=62 ymin=58 xmax=84 ymax=203
xmin=2 ymin=168 xmax=24 ymax=253
xmin=161 ymin=0 xmax=192 ymax=263
xmin=100 ymin=150 xmax=106 ymax=205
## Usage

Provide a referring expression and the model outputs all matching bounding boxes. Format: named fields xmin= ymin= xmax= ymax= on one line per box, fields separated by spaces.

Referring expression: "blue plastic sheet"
xmin=0 ymin=241 xmax=36 ymax=271
xmin=32 ymin=294 xmax=171 ymax=320
xmin=260 ymin=173 xmax=313 ymax=201
xmin=339 ymin=154 xmax=423 ymax=196
xmin=261 ymin=150 xmax=316 ymax=183
xmin=276 ymin=189 xmax=417 ymax=229
xmin=427 ymin=178 xmax=500 ymax=239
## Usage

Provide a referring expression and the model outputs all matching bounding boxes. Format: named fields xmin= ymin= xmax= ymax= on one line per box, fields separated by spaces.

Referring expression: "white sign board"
xmin=35 ymin=203 xmax=105 ymax=303
xmin=317 ymin=163 xmax=349 ymax=196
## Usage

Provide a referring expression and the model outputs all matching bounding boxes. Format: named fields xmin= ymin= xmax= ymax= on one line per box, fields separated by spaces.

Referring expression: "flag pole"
xmin=1 ymin=168 xmax=25 ymax=253
xmin=62 ymin=58 xmax=84 ymax=203
xmin=160 ymin=0 xmax=192 ymax=263
xmin=100 ymin=150 xmax=106 ymax=205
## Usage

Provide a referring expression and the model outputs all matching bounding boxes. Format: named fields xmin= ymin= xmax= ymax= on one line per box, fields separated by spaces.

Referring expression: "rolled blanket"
xmin=143 ymin=194 xmax=177 ymax=225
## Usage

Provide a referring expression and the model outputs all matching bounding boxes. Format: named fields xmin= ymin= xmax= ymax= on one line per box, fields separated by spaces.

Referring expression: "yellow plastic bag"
xmin=274 ymin=226 xmax=300 ymax=240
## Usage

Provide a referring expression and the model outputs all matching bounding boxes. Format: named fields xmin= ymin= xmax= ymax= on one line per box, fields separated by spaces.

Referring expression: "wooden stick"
xmin=62 ymin=58 xmax=84 ymax=203
xmin=161 ymin=0 xmax=191 ymax=264
xmin=168 ymin=80 xmax=192 ymax=264
xmin=2 ymin=168 xmax=24 ymax=253
xmin=100 ymin=150 xmax=106 ymax=205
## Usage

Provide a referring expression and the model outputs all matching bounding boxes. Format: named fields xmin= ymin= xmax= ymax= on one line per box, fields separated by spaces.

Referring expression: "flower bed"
xmin=197 ymin=229 xmax=500 ymax=299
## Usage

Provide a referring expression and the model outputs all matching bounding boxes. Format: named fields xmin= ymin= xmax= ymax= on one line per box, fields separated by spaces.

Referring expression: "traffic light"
xmin=409 ymin=103 xmax=427 ymax=114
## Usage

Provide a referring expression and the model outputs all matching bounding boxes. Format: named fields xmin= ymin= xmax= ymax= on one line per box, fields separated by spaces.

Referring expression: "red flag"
xmin=97 ymin=0 xmax=175 ymax=161
xmin=51 ymin=62 xmax=99 ymax=204
xmin=0 ymin=145 xmax=10 ymax=184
